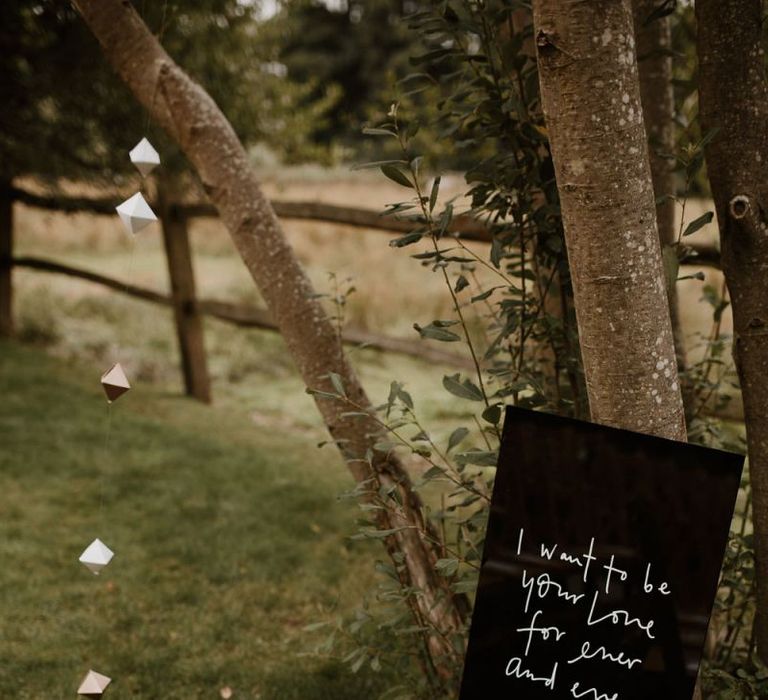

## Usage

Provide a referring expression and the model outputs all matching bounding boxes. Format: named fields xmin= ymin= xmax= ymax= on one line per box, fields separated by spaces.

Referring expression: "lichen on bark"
xmin=532 ymin=0 xmax=686 ymax=441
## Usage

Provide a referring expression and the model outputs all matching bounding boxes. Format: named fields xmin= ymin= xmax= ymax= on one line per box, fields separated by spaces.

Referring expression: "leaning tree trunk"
xmin=71 ymin=0 xmax=465 ymax=677
xmin=697 ymin=0 xmax=768 ymax=664
xmin=632 ymin=0 xmax=689 ymax=396
xmin=532 ymin=0 xmax=687 ymax=442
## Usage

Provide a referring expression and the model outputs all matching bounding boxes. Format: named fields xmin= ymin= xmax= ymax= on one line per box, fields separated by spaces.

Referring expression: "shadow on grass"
xmin=262 ymin=660 xmax=396 ymax=700
xmin=0 ymin=341 xmax=394 ymax=698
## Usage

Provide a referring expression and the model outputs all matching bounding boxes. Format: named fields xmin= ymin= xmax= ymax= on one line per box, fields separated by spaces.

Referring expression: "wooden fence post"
xmin=158 ymin=191 xmax=211 ymax=403
xmin=0 ymin=181 xmax=13 ymax=337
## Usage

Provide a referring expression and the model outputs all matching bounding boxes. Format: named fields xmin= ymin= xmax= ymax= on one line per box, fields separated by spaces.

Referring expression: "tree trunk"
xmin=532 ymin=0 xmax=687 ymax=442
xmin=72 ymin=0 xmax=465 ymax=676
xmin=0 ymin=180 xmax=13 ymax=338
xmin=632 ymin=0 xmax=689 ymax=395
xmin=697 ymin=0 xmax=768 ymax=664
xmin=157 ymin=182 xmax=212 ymax=403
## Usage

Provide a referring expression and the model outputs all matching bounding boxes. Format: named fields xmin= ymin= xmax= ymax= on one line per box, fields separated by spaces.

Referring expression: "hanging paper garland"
xmin=79 ymin=538 xmax=115 ymax=575
xmin=115 ymin=192 xmax=158 ymax=235
xmin=129 ymin=137 xmax=160 ymax=177
xmin=76 ymin=138 xmax=161 ymax=697
xmin=78 ymin=669 xmax=112 ymax=697
xmin=100 ymin=363 xmax=131 ymax=403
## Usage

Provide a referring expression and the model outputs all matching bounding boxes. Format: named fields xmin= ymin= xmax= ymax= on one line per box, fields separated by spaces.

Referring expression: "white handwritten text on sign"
xmin=508 ymin=528 xmax=672 ymax=700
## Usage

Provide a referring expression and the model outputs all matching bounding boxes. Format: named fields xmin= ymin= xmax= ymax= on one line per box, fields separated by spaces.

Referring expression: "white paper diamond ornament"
xmin=77 ymin=669 xmax=112 ymax=696
xmin=115 ymin=192 xmax=157 ymax=234
xmin=79 ymin=538 xmax=114 ymax=575
xmin=101 ymin=363 xmax=130 ymax=403
xmin=129 ymin=137 xmax=160 ymax=177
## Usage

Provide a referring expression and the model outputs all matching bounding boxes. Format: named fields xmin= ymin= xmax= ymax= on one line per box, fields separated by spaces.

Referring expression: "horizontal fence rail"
xmin=10 ymin=186 xmax=721 ymax=267
xmin=13 ymin=255 xmax=472 ymax=370
xmin=10 ymin=186 xmax=490 ymax=240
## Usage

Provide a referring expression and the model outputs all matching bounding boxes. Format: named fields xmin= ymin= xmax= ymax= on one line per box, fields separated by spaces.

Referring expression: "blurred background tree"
xmin=276 ymin=0 xmax=413 ymax=152
xmin=0 ymin=0 xmax=335 ymax=186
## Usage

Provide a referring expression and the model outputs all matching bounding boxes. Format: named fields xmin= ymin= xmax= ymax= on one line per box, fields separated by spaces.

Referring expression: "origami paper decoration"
xmin=77 ymin=669 xmax=112 ymax=696
xmin=79 ymin=538 xmax=114 ymax=575
xmin=129 ymin=137 xmax=160 ymax=177
xmin=115 ymin=192 xmax=157 ymax=234
xmin=101 ymin=363 xmax=130 ymax=403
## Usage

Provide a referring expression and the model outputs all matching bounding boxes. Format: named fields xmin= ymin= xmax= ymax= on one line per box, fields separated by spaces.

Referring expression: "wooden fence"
xmin=0 ymin=184 xmax=721 ymax=404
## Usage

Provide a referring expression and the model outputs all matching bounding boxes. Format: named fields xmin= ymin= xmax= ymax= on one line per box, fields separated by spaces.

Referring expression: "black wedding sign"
xmin=459 ymin=407 xmax=744 ymax=700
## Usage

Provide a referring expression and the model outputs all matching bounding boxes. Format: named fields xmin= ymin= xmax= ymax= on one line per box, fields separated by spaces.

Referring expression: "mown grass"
xmin=0 ymin=340 xmax=404 ymax=699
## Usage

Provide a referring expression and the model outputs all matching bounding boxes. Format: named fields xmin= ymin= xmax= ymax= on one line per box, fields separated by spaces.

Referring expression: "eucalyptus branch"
xmin=333 ymin=391 xmax=491 ymax=504
xmin=411 ymin=166 xmax=494 ymax=411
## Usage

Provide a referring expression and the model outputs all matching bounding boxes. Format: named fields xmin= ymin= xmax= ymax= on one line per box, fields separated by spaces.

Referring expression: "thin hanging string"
xmin=142 ymin=0 xmax=172 ymax=138
xmin=114 ymin=237 xmax=139 ymax=366
xmin=95 ymin=0 xmax=171 ymax=545
xmin=98 ymin=403 xmax=113 ymax=534
xmin=82 ymin=1 xmax=175 ymax=684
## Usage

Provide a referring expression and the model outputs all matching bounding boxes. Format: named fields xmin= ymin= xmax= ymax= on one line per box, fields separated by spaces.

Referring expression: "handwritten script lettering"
xmin=505 ymin=528 xmax=671 ymax=698
xmin=505 ymin=657 xmax=558 ymax=689
xmin=571 ymin=681 xmax=619 ymax=700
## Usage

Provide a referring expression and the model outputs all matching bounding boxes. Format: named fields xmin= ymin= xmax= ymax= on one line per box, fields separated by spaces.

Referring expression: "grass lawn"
xmin=0 ymin=340 xmax=403 ymax=699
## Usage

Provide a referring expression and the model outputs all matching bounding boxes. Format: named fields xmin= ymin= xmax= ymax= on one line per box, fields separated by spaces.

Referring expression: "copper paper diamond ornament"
xmin=101 ymin=363 xmax=130 ymax=403
xmin=115 ymin=192 xmax=157 ymax=234
xmin=79 ymin=538 xmax=114 ymax=575
xmin=77 ymin=669 xmax=112 ymax=696
xmin=129 ymin=137 xmax=160 ymax=177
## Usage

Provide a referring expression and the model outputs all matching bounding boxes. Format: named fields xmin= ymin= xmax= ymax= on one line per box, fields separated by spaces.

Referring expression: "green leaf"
xmin=454 ymin=275 xmax=469 ymax=293
xmin=352 ymin=527 xmax=406 ymax=540
xmin=397 ymin=385 xmax=414 ymax=410
xmin=482 ymin=404 xmax=502 ymax=424
xmin=306 ymin=388 xmax=339 ymax=400
xmin=442 ymin=374 xmax=484 ymax=401
xmin=351 ymin=159 xmax=409 ymax=171
xmin=429 ymin=176 xmax=441 ymax=212
xmin=381 ymin=165 xmax=414 ymax=189
xmin=447 ymin=427 xmax=469 ymax=452
xmin=435 ymin=558 xmax=459 ymax=576
xmin=351 ymin=652 xmax=367 ymax=674
xmin=437 ymin=203 xmax=453 ymax=236
xmin=390 ymin=232 xmax=423 ymax=248
xmin=414 ymin=322 xmax=461 ymax=342
xmin=328 ymin=372 xmax=345 ymax=396
xmin=683 ymin=211 xmax=714 ymax=237
xmin=374 ymin=440 xmax=399 ymax=452
xmin=471 ymin=287 xmax=501 ymax=303
xmin=643 ymin=0 xmax=676 ymax=26
xmin=455 ymin=449 xmax=498 ymax=466
xmin=363 ymin=127 xmax=397 ymax=137
xmin=423 ymin=465 xmax=447 ymax=480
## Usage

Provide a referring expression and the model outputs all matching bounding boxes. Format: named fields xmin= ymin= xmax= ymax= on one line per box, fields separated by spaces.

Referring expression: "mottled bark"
xmin=72 ymin=0 xmax=465 ymax=673
xmin=532 ymin=0 xmax=686 ymax=441
xmin=697 ymin=0 xmax=768 ymax=663
xmin=632 ymin=0 xmax=689 ymax=392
